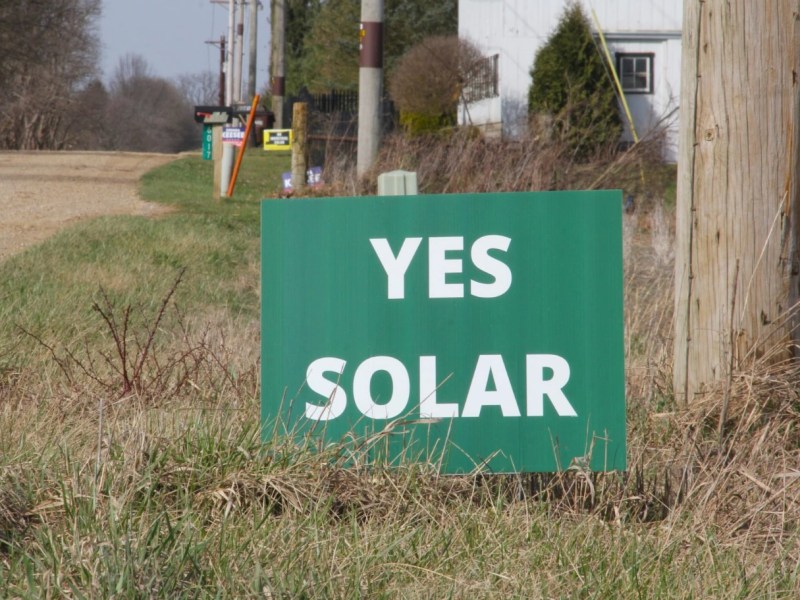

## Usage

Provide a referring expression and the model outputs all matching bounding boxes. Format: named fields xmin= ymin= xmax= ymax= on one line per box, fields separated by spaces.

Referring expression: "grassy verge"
xmin=1 ymin=149 xmax=798 ymax=597
xmin=0 ymin=152 xmax=288 ymax=371
xmin=2 ymin=401 xmax=794 ymax=598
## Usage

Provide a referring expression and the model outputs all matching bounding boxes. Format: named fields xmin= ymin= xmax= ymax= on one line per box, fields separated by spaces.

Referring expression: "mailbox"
xmin=193 ymin=105 xmax=232 ymax=125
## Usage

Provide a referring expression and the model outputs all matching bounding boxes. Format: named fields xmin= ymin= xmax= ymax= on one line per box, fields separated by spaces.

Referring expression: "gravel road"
xmin=0 ymin=151 xmax=179 ymax=261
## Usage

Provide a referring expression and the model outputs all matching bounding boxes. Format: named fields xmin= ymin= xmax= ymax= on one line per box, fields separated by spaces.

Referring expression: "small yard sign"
xmin=221 ymin=126 xmax=246 ymax=146
xmin=263 ymin=129 xmax=292 ymax=151
xmin=261 ymin=191 xmax=625 ymax=473
xmin=281 ymin=166 xmax=323 ymax=191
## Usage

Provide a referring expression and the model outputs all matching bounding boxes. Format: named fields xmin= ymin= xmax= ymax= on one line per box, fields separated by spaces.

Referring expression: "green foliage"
xmin=383 ymin=0 xmax=458 ymax=74
xmin=295 ymin=0 xmax=458 ymax=93
xmin=299 ymin=0 xmax=360 ymax=92
xmin=285 ymin=0 xmax=323 ymax=96
xmin=528 ymin=3 xmax=621 ymax=159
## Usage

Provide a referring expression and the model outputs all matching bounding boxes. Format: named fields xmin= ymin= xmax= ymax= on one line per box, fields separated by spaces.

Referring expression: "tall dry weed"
xmin=621 ymin=199 xmax=800 ymax=548
xmin=309 ymin=125 xmax=666 ymax=197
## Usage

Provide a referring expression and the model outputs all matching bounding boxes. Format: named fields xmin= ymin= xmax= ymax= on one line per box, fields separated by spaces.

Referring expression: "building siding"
xmin=459 ymin=0 xmax=683 ymax=161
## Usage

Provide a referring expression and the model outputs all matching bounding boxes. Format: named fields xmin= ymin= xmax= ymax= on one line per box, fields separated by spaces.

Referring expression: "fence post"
xmin=291 ymin=102 xmax=308 ymax=193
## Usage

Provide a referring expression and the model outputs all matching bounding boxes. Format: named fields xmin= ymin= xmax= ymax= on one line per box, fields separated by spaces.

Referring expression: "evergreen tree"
xmin=300 ymin=0 xmax=360 ymax=92
xmin=528 ymin=3 xmax=621 ymax=159
xmin=285 ymin=0 xmax=323 ymax=95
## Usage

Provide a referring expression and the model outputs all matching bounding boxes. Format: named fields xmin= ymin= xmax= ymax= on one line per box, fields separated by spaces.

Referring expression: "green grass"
xmin=0 ymin=152 xmax=288 ymax=370
xmin=1 ymin=152 xmax=799 ymax=597
xmin=1 ymin=401 xmax=796 ymax=598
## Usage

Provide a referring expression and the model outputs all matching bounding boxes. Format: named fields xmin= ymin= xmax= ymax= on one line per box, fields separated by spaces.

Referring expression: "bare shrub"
xmin=354 ymin=127 xmax=663 ymax=196
xmin=389 ymin=36 xmax=484 ymax=134
xmin=19 ymin=270 xmax=255 ymax=405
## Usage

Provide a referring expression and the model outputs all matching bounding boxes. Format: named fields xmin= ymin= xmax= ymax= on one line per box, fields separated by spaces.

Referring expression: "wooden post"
xmin=291 ymin=102 xmax=308 ymax=193
xmin=673 ymin=0 xmax=800 ymax=406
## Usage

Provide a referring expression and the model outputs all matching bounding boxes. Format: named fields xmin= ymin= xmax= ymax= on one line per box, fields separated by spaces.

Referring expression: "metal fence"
xmin=462 ymin=54 xmax=499 ymax=103
xmin=286 ymin=88 xmax=396 ymax=166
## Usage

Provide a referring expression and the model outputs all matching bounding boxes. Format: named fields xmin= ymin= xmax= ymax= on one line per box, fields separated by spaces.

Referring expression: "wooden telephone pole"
xmin=674 ymin=0 xmax=800 ymax=406
xmin=270 ymin=0 xmax=286 ymax=128
xmin=234 ymin=0 xmax=245 ymax=102
xmin=356 ymin=0 xmax=383 ymax=178
xmin=247 ymin=0 xmax=258 ymax=100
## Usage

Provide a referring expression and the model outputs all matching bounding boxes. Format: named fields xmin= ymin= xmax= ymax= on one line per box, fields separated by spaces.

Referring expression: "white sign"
xmin=282 ymin=166 xmax=323 ymax=190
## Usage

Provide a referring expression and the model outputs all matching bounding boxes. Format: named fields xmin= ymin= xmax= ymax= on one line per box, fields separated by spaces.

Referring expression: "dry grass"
xmin=310 ymin=123 xmax=670 ymax=201
xmin=1 ymin=147 xmax=800 ymax=596
xmin=366 ymin=126 xmax=666 ymax=195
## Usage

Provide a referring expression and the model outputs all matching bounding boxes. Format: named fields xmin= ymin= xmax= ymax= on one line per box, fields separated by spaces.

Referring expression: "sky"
xmin=98 ymin=0 xmax=270 ymax=88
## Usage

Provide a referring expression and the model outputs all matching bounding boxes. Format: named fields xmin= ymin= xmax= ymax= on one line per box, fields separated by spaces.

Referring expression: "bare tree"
xmin=178 ymin=71 xmax=220 ymax=107
xmin=70 ymin=79 xmax=111 ymax=149
xmin=674 ymin=1 xmax=800 ymax=405
xmin=0 ymin=0 xmax=101 ymax=149
xmin=105 ymin=55 xmax=199 ymax=153
xmin=109 ymin=54 xmax=155 ymax=93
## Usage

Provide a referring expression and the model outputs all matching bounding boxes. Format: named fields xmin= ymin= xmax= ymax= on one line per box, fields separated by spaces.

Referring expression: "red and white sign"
xmin=222 ymin=126 xmax=246 ymax=146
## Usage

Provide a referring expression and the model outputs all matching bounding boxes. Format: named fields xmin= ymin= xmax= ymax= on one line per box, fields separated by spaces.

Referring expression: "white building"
xmin=458 ymin=0 xmax=682 ymax=161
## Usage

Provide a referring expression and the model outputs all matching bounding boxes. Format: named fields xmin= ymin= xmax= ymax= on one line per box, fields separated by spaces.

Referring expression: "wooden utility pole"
xmin=247 ymin=0 xmax=258 ymax=100
xmin=356 ymin=0 xmax=383 ymax=178
xmin=234 ymin=0 xmax=245 ymax=102
xmin=270 ymin=0 xmax=286 ymax=128
xmin=225 ymin=0 xmax=235 ymax=105
xmin=205 ymin=34 xmax=226 ymax=104
xmin=674 ymin=0 xmax=800 ymax=406
xmin=218 ymin=36 xmax=226 ymax=105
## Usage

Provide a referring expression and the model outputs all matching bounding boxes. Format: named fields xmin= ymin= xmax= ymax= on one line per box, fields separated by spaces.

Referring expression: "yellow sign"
xmin=263 ymin=129 xmax=292 ymax=151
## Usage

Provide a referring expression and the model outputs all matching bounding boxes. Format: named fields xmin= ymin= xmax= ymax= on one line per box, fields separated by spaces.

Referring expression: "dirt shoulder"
xmin=0 ymin=151 xmax=179 ymax=262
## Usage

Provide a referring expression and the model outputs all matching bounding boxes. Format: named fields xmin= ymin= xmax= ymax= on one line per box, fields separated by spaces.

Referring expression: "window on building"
xmin=616 ymin=53 xmax=654 ymax=94
xmin=462 ymin=54 xmax=499 ymax=103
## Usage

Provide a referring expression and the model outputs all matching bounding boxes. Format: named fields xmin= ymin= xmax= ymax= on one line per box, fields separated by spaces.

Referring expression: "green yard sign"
xmin=261 ymin=191 xmax=625 ymax=473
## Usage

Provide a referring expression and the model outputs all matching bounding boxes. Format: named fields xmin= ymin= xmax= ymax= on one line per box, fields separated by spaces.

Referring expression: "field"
xmin=1 ymin=147 xmax=799 ymax=598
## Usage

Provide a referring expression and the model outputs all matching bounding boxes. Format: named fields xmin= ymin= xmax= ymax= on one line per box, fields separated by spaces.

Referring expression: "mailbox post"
xmin=194 ymin=106 xmax=233 ymax=200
